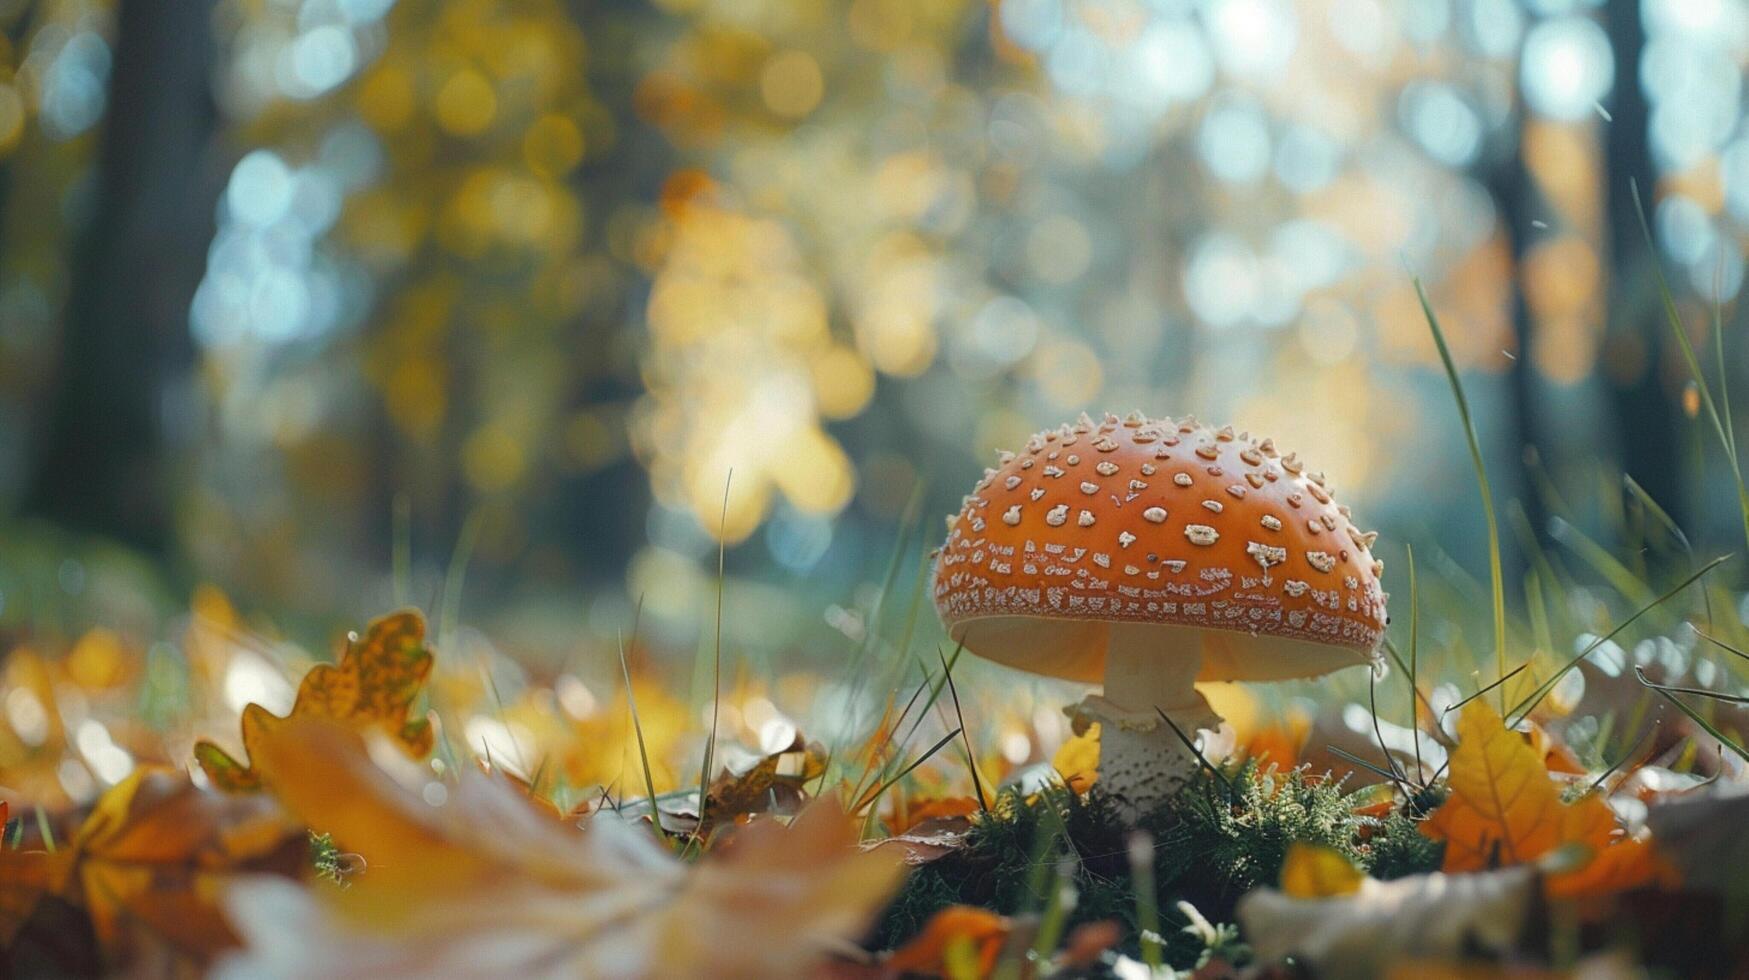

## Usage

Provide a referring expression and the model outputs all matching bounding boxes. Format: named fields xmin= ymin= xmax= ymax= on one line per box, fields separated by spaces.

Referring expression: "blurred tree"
xmin=25 ymin=0 xmax=217 ymax=551
xmin=1600 ymin=0 xmax=1682 ymax=524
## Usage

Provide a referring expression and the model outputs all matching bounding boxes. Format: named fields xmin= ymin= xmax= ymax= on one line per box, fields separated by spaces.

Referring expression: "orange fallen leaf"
xmin=1422 ymin=701 xmax=1672 ymax=897
xmin=1280 ymin=842 xmax=1364 ymax=898
xmin=1244 ymin=710 xmax=1311 ymax=772
xmin=1544 ymin=836 xmax=1673 ymax=899
xmin=70 ymin=767 xmax=304 ymax=964
xmin=0 ymin=847 xmax=74 ymax=945
xmin=885 ymin=905 xmax=1010 ymax=978
xmin=194 ymin=610 xmax=434 ymax=792
xmin=1525 ymin=719 xmax=1586 ymax=776
xmin=220 ymin=717 xmax=904 ymax=977
xmin=886 ymin=795 xmax=979 ymax=836
xmin=1052 ymin=724 xmax=1099 ymax=793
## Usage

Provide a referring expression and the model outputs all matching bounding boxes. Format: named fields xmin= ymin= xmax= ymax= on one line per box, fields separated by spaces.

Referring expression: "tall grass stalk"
xmin=1416 ymin=279 xmax=1509 ymax=710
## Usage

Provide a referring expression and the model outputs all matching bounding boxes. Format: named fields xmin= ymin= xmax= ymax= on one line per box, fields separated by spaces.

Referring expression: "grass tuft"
xmin=875 ymin=764 xmax=1443 ymax=970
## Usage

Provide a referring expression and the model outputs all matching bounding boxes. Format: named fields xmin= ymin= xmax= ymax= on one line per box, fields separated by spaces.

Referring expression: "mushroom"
xmin=932 ymin=413 xmax=1387 ymax=816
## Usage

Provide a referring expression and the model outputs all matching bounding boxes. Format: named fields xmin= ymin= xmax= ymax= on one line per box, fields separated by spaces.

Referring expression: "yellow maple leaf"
xmin=1422 ymin=701 xmax=1670 ymax=897
xmin=1280 ymin=842 xmax=1364 ymax=898
xmin=194 ymin=610 xmax=434 ymax=792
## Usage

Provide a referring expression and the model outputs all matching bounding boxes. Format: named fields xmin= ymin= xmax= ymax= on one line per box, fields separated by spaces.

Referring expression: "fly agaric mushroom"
xmin=933 ymin=412 xmax=1387 ymax=815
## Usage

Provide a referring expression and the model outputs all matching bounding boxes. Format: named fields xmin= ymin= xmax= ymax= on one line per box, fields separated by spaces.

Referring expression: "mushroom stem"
xmin=1072 ymin=623 xmax=1221 ymax=818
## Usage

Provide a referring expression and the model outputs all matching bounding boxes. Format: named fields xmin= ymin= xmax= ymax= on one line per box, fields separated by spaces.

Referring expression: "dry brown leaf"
xmin=883 ymin=905 xmax=1009 ymax=978
xmin=194 ymin=610 xmax=434 ymax=792
xmin=215 ymin=717 xmax=904 ymax=978
xmin=701 ymin=733 xmax=827 ymax=832
xmin=70 ymin=767 xmax=304 ymax=964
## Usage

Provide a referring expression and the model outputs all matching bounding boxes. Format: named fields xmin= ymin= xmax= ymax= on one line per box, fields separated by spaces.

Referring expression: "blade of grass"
xmin=696 ymin=471 xmax=732 ymax=839
xmin=617 ymin=601 xmax=663 ymax=842
xmin=1585 ymin=722 xmax=1657 ymax=797
xmin=437 ymin=508 xmax=484 ymax=648
xmin=1407 ymin=543 xmax=1424 ymax=777
xmin=1692 ymin=626 xmax=1749 ymax=664
xmin=34 ymin=806 xmax=54 ymax=853
xmin=1637 ymin=669 xmax=1749 ymax=764
xmin=1154 ymin=708 xmax=1235 ymax=797
xmin=852 ymin=727 xmax=962 ymax=815
xmin=1383 ymin=639 xmax=1446 ymax=745
xmin=1633 ymin=665 xmax=1749 ymax=705
xmin=1326 ymin=745 xmax=1411 ymax=784
xmin=1442 ymin=663 xmax=1529 ymax=716
xmin=1632 ymin=179 xmax=1749 ymax=553
xmin=1547 ymin=517 xmax=1656 ymax=609
xmin=1129 ymin=833 xmax=1162 ymax=971
xmin=1031 ymin=855 xmax=1078 ymax=964
xmin=1509 ymin=554 xmax=1730 ymax=724
xmin=1416 ymin=278 xmax=1508 ymax=710
xmin=1624 ymin=474 xmax=1695 ymax=557
xmin=391 ymin=493 xmax=412 ymax=608
xmin=936 ymin=648 xmax=989 ymax=813
xmin=1369 ymin=667 xmax=1419 ymax=794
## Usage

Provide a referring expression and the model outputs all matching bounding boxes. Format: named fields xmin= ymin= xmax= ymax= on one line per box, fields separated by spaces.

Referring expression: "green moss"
xmin=309 ymin=831 xmax=347 ymax=886
xmin=874 ymin=763 xmax=1445 ymax=971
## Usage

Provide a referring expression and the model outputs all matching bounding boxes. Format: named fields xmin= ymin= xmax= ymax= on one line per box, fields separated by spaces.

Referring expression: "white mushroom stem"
xmin=1070 ymin=622 xmax=1221 ymax=818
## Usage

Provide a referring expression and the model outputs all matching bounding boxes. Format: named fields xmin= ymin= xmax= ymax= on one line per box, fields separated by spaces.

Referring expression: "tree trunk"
xmin=23 ymin=0 xmax=218 ymax=551
xmin=1489 ymin=118 xmax=1547 ymax=547
xmin=1601 ymin=0 xmax=1684 ymax=521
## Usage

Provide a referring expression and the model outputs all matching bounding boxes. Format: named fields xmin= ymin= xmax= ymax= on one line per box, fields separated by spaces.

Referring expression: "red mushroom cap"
xmin=933 ymin=413 xmax=1387 ymax=683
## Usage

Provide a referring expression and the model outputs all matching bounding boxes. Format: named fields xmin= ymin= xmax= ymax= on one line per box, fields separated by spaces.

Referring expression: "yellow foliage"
xmin=1280 ymin=842 xmax=1364 ymax=899
xmin=194 ymin=610 xmax=434 ymax=792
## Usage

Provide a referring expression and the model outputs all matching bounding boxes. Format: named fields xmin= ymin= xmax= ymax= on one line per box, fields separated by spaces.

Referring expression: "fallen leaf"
xmin=0 ymin=649 xmax=80 ymax=810
xmin=884 ymin=905 xmax=1009 ymax=978
xmin=214 ymin=717 xmax=904 ymax=978
xmin=886 ymin=795 xmax=978 ymax=836
xmin=1052 ymin=724 xmax=1099 ymax=793
xmin=865 ymin=822 xmax=972 ymax=867
xmin=70 ymin=767 xmax=304 ymax=964
xmin=701 ymin=732 xmax=827 ymax=832
xmin=194 ymin=610 xmax=434 ymax=792
xmin=1237 ymin=865 xmax=1537 ymax=980
xmin=1525 ymin=720 xmax=1586 ymax=776
xmin=1544 ymin=836 xmax=1670 ymax=900
xmin=0 ymin=847 xmax=74 ymax=945
xmin=1423 ymin=701 xmax=1613 ymax=871
xmin=1280 ymin=842 xmax=1364 ymax=898
xmin=1422 ymin=701 xmax=1670 ymax=899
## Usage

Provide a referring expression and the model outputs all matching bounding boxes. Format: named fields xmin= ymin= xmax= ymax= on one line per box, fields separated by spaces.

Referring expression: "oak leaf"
xmin=194 ymin=610 xmax=434 ymax=792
